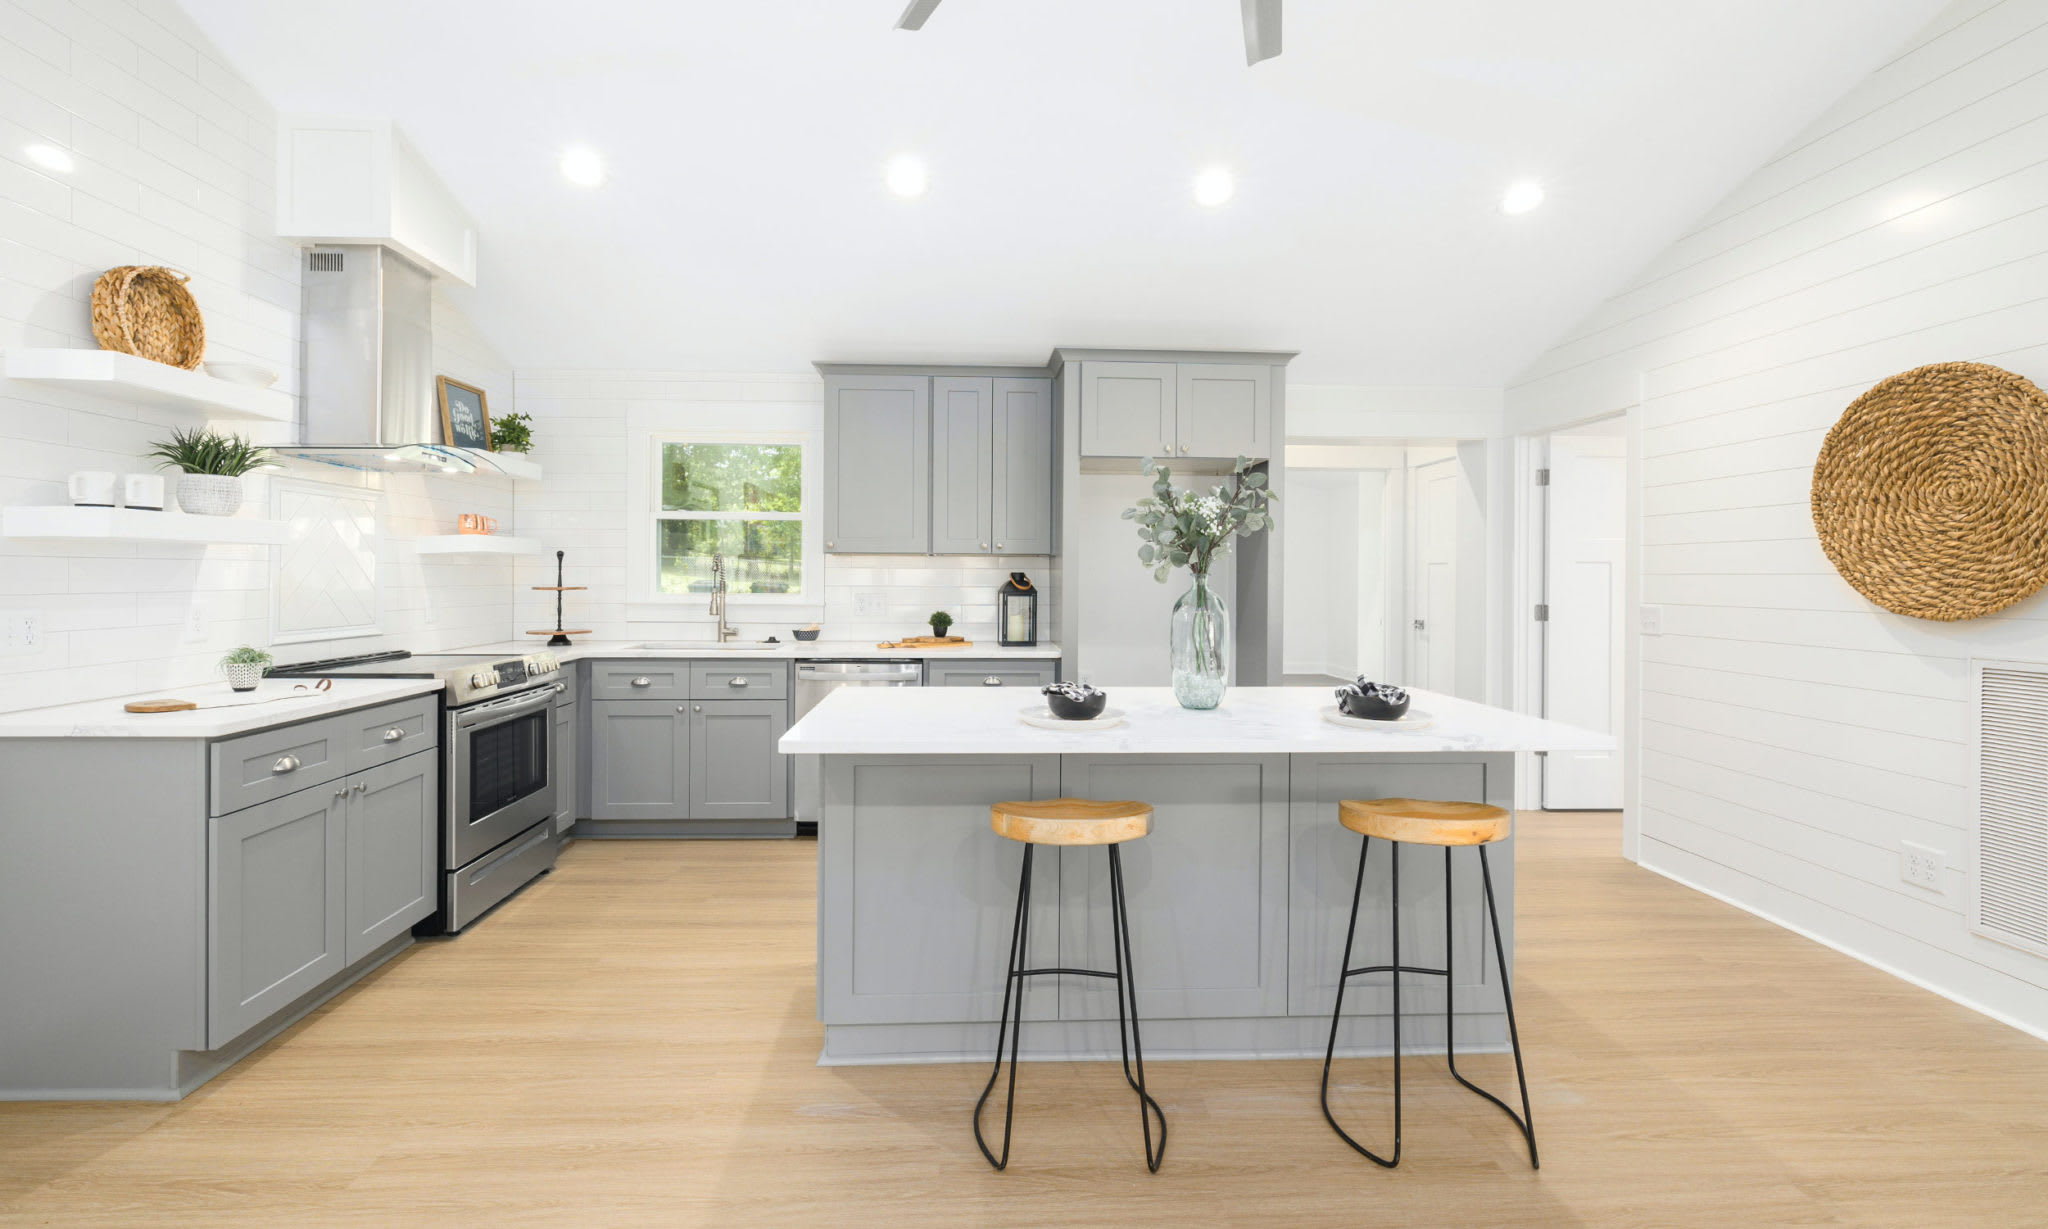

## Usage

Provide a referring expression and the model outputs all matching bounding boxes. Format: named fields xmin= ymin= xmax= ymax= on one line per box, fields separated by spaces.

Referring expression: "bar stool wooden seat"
xmin=1321 ymin=797 xmax=1538 ymax=1170
xmin=974 ymin=798 xmax=1167 ymax=1173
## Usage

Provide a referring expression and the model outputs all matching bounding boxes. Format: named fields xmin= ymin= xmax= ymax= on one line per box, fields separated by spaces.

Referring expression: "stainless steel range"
xmin=268 ymin=650 xmax=563 ymax=931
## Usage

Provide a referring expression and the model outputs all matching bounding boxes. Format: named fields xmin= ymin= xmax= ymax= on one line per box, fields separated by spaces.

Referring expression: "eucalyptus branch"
xmin=1120 ymin=455 xmax=1276 ymax=583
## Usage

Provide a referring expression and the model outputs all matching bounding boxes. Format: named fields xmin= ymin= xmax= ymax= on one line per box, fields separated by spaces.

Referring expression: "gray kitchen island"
xmin=778 ymin=685 xmax=1612 ymax=1066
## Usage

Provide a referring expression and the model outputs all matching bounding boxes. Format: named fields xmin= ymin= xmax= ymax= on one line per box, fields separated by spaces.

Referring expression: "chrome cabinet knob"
xmin=553 ymin=683 xmax=567 ymax=694
xmin=983 ymin=676 xmax=1003 ymax=686
xmin=333 ymin=786 xmax=348 ymax=799
xmin=272 ymin=755 xmax=300 ymax=774
xmin=728 ymin=676 xmax=750 ymax=687
xmin=826 ymin=541 xmax=835 ymax=548
xmin=980 ymin=542 xmax=989 ymax=550
xmin=631 ymin=676 xmax=652 ymax=688
xmin=382 ymin=727 xmax=405 ymax=743
xmin=354 ymin=781 xmax=367 ymax=794
xmin=693 ymin=704 xmax=703 ymax=712
xmin=995 ymin=543 xmax=1005 ymax=551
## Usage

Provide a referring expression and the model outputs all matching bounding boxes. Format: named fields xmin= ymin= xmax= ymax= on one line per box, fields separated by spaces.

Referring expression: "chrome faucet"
xmin=710 ymin=553 xmax=739 ymax=642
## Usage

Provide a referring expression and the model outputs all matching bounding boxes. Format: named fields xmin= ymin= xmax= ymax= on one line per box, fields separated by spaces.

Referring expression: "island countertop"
xmin=779 ymin=685 xmax=1613 ymax=756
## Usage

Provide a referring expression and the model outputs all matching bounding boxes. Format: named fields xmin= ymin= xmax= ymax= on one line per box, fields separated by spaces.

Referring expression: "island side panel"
xmin=818 ymin=755 xmax=1062 ymax=1031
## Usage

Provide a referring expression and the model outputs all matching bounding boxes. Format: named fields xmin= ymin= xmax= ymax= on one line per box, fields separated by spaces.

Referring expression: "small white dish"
xmin=203 ymin=361 xmax=280 ymax=388
xmin=1019 ymin=705 xmax=1127 ymax=731
xmin=1321 ymin=707 xmax=1434 ymax=732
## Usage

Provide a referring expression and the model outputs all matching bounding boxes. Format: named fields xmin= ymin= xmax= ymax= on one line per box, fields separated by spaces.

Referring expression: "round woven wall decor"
xmin=90 ymin=265 xmax=204 ymax=370
xmin=1811 ymin=361 xmax=2048 ymax=621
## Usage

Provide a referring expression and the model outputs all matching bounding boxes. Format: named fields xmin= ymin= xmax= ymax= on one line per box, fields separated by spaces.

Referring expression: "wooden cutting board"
xmin=875 ymin=635 xmax=973 ymax=649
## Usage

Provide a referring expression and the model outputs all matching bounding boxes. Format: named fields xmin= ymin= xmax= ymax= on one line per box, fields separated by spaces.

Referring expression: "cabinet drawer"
xmin=688 ymin=660 xmax=789 ymax=700
xmin=210 ymin=716 xmax=347 ymax=816
xmin=341 ymin=695 xmax=438 ymax=775
xmin=928 ymin=660 xmax=1058 ymax=689
xmin=588 ymin=660 xmax=690 ymax=700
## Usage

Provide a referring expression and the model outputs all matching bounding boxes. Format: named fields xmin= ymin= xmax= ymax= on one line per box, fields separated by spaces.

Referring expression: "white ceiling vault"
xmin=176 ymin=0 xmax=1948 ymax=385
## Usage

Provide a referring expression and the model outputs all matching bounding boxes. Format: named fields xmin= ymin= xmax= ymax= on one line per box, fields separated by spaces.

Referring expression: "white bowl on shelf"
xmin=202 ymin=362 xmax=280 ymax=388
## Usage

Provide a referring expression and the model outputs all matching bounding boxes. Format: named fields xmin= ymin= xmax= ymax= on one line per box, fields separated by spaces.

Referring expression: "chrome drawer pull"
xmin=272 ymin=755 xmax=300 ymax=774
xmin=728 ymin=676 xmax=750 ymax=687
xmin=983 ymin=676 xmax=1003 ymax=686
xmin=382 ymin=727 xmax=405 ymax=742
xmin=631 ymin=677 xmax=652 ymax=687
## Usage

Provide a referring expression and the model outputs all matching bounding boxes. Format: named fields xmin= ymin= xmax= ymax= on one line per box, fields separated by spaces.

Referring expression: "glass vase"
xmin=1170 ymin=574 xmax=1230 ymax=710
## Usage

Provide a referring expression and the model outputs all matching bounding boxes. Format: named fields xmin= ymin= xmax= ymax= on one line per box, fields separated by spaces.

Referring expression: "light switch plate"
xmin=1639 ymin=604 xmax=1664 ymax=636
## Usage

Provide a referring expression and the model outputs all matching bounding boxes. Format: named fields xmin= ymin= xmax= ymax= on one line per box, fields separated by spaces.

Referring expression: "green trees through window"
xmin=656 ymin=443 xmax=804 ymax=595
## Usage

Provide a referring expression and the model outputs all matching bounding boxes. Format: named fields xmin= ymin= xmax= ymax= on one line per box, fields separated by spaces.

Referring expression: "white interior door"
xmin=1542 ymin=432 xmax=1626 ymax=809
xmin=1408 ymin=457 xmax=1458 ymax=692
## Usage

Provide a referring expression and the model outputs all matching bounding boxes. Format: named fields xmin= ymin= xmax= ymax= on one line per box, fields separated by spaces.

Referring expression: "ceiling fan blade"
xmin=896 ymin=0 xmax=943 ymax=30
xmin=1241 ymin=0 xmax=1281 ymax=64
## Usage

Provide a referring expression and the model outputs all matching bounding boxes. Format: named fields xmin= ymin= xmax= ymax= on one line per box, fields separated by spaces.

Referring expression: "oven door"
xmin=447 ymin=685 xmax=559 ymax=867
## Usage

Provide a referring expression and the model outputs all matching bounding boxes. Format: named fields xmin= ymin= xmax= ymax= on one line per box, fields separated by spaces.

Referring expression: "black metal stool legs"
xmin=1321 ymin=837 xmax=1540 ymax=1170
xmin=973 ymin=842 xmax=1168 ymax=1172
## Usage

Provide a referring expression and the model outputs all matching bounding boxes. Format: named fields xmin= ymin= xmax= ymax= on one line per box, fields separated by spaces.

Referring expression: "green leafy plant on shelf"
xmin=928 ymin=610 xmax=954 ymax=638
xmin=218 ymin=645 xmax=273 ymax=692
xmin=144 ymin=427 xmax=274 ymax=476
xmin=490 ymin=411 xmax=534 ymax=454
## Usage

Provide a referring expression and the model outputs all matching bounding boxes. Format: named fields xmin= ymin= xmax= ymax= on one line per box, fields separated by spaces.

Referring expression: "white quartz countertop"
xmin=445 ymin=639 xmax=1062 ymax=662
xmin=779 ymin=686 xmax=1615 ymax=755
xmin=0 ymin=677 xmax=445 ymax=739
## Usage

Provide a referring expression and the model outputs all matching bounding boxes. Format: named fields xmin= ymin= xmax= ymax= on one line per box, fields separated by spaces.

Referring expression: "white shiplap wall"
xmin=1507 ymin=0 xmax=2048 ymax=1034
xmin=512 ymin=370 xmax=1058 ymax=645
xmin=0 ymin=0 xmax=517 ymax=711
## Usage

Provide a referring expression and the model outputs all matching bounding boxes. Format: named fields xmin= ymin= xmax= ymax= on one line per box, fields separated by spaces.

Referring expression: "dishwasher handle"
xmin=796 ymin=665 xmax=923 ymax=684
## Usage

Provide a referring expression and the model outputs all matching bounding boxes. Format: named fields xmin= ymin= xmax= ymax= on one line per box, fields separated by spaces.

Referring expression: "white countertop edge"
xmin=0 ymin=678 xmax=446 ymax=739
xmin=437 ymin=639 xmax=1063 ymax=662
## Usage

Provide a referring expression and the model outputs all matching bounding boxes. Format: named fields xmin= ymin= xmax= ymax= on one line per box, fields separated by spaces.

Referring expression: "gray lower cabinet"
xmin=208 ymin=784 xmax=348 ymax=1048
xmin=928 ymin=659 xmax=1058 ymax=689
xmin=823 ymin=373 xmax=930 ymax=554
xmin=553 ymin=698 xmax=579 ymax=833
xmin=344 ymin=752 xmax=437 ymax=965
xmin=588 ymin=699 xmax=690 ymax=820
xmin=689 ymin=700 xmax=790 ymax=819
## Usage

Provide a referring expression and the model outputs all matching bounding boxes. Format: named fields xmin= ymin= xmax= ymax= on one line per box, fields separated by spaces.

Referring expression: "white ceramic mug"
xmin=68 ymin=471 xmax=117 ymax=507
xmin=123 ymin=473 xmax=166 ymax=511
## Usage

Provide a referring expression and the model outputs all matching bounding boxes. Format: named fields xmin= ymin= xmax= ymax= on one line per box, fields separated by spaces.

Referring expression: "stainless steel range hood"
xmin=276 ymin=244 xmax=517 ymax=475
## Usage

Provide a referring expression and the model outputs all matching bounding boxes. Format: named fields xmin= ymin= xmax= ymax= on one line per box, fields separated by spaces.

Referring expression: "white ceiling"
xmin=178 ymin=0 xmax=1948 ymax=385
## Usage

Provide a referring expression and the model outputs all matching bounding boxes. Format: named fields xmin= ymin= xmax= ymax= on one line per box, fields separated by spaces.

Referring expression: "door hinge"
xmin=1534 ymin=604 xmax=1550 ymax=622
xmin=1535 ymin=468 xmax=1550 ymax=486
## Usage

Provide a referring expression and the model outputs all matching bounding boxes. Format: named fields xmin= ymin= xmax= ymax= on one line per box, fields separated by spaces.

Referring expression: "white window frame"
xmin=626 ymin=426 xmax=820 ymax=608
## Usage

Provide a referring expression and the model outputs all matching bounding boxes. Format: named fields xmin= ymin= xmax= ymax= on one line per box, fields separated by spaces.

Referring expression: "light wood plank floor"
xmin=5 ymin=814 xmax=2047 ymax=1227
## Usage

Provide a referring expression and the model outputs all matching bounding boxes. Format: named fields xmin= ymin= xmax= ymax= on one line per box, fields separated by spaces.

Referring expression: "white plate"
xmin=1019 ymin=705 xmax=1127 ymax=731
xmin=1321 ymin=707 xmax=1434 ymax=732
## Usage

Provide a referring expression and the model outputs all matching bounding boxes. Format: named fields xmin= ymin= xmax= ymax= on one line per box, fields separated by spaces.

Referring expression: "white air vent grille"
xmin=307 ymin=250 xmax=344 ymax=272
xmin=1971 ymin=661 xmax=2048 ymax=956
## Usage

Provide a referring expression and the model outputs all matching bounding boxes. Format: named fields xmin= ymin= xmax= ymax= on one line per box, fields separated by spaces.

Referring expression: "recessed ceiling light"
xmin=558 ymin=147 xmax=604 ymax=187
xmin=1193 ymin=166 xmax=1235 ymax=208
xmin=885 ymin=154 xmax=928 ymax=199
xmin=1501 ymin=179 xmax=1545 ymax=215
xmin=24 ymin=143 xmax=73 ymax=174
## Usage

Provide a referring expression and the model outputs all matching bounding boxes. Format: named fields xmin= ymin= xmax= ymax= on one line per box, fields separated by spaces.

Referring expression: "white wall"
xmin=511 ymin=370 xmax=1057 ymax=647
xmin=1506 ymin=0 xmax=2048 ymax=1035
xmin=0 ymin=0 xmax=516 ymax=711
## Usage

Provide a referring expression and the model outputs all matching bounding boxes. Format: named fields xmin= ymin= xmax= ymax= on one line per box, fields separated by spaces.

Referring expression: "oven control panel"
xmin=449 ymin=652 xmax=563 ymax=705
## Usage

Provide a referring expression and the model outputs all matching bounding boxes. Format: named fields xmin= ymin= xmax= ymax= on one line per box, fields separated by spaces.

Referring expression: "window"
xmin=653 ymin=441 xmax=806 ymax=597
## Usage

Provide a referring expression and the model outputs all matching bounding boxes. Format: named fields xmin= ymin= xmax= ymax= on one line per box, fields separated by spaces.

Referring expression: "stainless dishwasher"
xmin=794 ymin=660 xmax=925 ymax=830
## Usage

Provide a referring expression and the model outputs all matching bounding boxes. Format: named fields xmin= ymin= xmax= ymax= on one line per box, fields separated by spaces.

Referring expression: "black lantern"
xmin=998 ymin=572 xmax=1038 ymax=646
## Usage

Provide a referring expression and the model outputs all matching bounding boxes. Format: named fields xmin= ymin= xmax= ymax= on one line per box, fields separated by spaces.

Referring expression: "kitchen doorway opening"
xmin=1533 ymin=416 xmax=1627 ymax=811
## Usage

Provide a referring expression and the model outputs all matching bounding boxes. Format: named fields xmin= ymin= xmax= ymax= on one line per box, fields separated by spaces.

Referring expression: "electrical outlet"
xmin=1639 ymin=604 xmax=1664 ymax=636
xmin=0 ymin=609 xmax=42 ymax=655
xmin=1901 ymin=840 xmax=1945 ymax=891
xmin=184 ymin=606 xmax=208 ymax=644
xmin=854 ymin=590 xmax=886 ymax=618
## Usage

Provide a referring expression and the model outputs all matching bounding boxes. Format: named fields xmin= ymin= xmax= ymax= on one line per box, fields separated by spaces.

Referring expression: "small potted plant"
xmin=928 ymin=610 xmax=955 ymax=639
xmin=219 ymin=645 xmax=273 ymax=692
xmin=490 ymin=411 xmax=534 ymax=454
xmin=146 ymin=427 xmax=275 ymax=516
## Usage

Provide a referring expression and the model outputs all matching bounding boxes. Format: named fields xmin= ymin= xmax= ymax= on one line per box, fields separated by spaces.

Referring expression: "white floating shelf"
xmin=5 ymin=349 xmax=293 ymax=423
xmin=2 ymin=505 xmax=289 ymax=545
xmin=485 ymin=451 xmax=542 ymax=480
xmin=413 ymin=534 xmax=545 ymax=556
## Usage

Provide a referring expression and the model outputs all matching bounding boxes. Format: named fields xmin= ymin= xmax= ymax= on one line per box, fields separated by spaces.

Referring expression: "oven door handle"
xmin=451 ymin=686 xmax=556 ymax=731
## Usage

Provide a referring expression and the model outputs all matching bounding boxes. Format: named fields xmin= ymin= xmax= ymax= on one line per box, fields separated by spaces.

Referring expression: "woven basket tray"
xmin=1811 ymin=361 xmax=2048 ymax=621
xmin=91 ymin=266 xmax=205 ymax=370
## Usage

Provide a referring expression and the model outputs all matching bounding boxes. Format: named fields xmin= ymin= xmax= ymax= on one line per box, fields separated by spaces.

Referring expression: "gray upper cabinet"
xmin=343 ymin=751 xmax=437 ymax=965
xmin=1176 ymin=363 xmax=1271 ymax=460
xmin=689 ymin=700 xmax=790 ymax=820
xmin=823 ymin=374 xmax=930 ymax=554
xmin=589 ymin=700 xmax=690 ymax=820
xmin=1080 ymin=361 xmax=1176 ymax=458
xmin=930 ymin=377 xmax=995 ymax=555
xmin=991 ymin=377 xmax=1054 ymax=554
xmin=208 ymin=784 xmax=347 ymax=1047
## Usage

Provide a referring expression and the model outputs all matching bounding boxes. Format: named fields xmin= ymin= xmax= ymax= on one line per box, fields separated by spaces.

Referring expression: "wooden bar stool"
xmin=1320 ymin=798 xmax=1538 ymax=1170
xmin=973 ymin=798 xmax=1168 ymax=1173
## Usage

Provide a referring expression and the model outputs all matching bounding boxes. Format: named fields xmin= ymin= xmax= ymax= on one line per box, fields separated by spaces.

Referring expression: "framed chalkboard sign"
xmin=436 ymin=375 xmax=493 ymax=450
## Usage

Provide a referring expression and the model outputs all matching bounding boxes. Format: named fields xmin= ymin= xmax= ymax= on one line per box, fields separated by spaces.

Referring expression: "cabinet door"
xmin=554 ymin=701 xmax=578 ymax=834
xmin=208 ymin=784 xmax=347 ymax=1047
xmin=823 ymin=374 xmax=930 ymax=553
xmin=930 ymin=376 xmax=994 ymax=555
xmin=688 ymin=700 xmax=790 ymax=820
xmin=991 ymin=377 xmax=1054 ymax=555
xmin=1079 ymin=361 xmax=1176 ymax=458
xmin=588 ymin=700 xmax=689 ymax=820
xmin=1175 ymin=363 xmax=1271 ymax=460
xmin=345 ymin=752 xmax=437 ymax=965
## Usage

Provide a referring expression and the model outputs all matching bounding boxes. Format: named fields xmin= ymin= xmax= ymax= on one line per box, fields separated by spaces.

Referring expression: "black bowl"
xmin=792 ymin=628 xmax=821 ymax=641
xmin=1335 ymin=687 xmax=1410 ymax=721
xmin=1045 ymin=689 xmax=1108 ymax=720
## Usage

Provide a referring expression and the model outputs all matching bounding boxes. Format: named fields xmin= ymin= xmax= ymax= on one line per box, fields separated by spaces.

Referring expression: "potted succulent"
xmin=146 ymin=427 xmax=275 ymax=516
xmin=219 ymin=645 xmax=273 ymax=692
xmin=490 ymin=411 xmax=534 ymax=454
xmin=928 ymin=610 xmax=955 ymax=639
